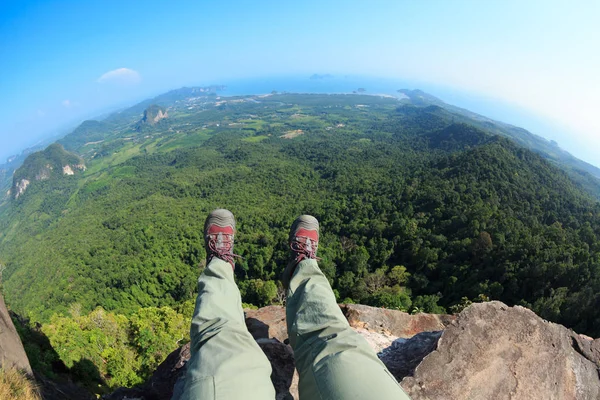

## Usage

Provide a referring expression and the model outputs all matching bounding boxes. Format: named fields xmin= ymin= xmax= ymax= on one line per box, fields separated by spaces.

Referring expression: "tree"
xmin=388 ymin=265 xmax=410 ymax=286
xmin=239 ymin=280 xmax=278 ymax=307
xmin=366 ymin=286 xmax=412 ymax=311
xmin=130 ymin=307 xmax=189 ymax=375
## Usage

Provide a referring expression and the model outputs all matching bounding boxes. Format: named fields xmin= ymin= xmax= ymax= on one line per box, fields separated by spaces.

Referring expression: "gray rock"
xmin=245 ymin=304 xmax=454 ymax=342
xmin=341 ymin=303 xmax=454 ymax=338
xmin=0 ymin=293 xmax=32 ymax=374
xmin=105 ymin=302 xmax=600 ymax=400
xmin=245 ymin=306 xmax=288 ymax=342
xmin=401 ymin=301 xmax=600 ymax=400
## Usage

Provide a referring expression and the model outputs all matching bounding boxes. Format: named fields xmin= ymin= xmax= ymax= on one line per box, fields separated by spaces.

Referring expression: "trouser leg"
xmin=176 ymin=258 xmax=275 ymax=400
xmin=286 ymin=259 xmax=411 ymax=400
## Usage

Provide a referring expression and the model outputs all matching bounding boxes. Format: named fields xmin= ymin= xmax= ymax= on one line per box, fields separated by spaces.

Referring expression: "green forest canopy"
xmin=1 ymin=93 xmax=599 ymax=389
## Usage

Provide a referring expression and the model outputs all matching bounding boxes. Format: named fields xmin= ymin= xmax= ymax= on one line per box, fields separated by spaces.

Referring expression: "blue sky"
xmin=1 ymin=0 xmax=598 ymax=166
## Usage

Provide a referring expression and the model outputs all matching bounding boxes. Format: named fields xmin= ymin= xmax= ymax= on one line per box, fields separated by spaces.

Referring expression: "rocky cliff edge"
xmin=0 ymin=293 xmax=32 ymax=374
xmin=104 ymin=301 xmax=600 ymax=400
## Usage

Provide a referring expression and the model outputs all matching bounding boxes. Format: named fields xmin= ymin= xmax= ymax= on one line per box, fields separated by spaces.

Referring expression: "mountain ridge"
xmin=3 ymin=86 xmax=598 ymax=200
xmin=398 ymin=89 xmax=600 ymax=197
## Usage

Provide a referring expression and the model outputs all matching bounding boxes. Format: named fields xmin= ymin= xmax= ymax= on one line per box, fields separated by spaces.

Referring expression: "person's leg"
xmin=283 ymin=216 xmax=411 ymax=400
xmin=176 ymin=209 xmax=275 ymax=400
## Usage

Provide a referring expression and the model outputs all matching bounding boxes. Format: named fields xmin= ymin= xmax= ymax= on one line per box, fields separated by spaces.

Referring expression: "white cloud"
xmin=37 ymin=109 xmax=46 ymax=117
xmin=61 ymin=99 xmax=80 ymax=109
xmin=97 ymin=68 xmax=142 ymax=85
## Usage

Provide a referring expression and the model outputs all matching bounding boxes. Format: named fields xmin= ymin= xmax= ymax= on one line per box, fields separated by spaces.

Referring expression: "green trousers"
xmin=176 ymin=258 xmax=410 ymax=400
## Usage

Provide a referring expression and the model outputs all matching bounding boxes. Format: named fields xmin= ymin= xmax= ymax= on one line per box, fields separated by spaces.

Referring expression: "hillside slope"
xmin=0 ymin=144 xmax=48 ymax=202
xmin=10 ymin=144 xmax=85 ymax=199
xmin=398 ymin=89 xmax=600 ymax=198
xmin=0 ymin=93 xmax=598 ymax=339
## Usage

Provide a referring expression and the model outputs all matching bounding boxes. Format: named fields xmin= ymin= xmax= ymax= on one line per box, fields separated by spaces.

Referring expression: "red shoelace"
xmin=207 ymin=232 xmax=241 ymax=266
xmin=290 ymin=236 xmax=321 ymax=262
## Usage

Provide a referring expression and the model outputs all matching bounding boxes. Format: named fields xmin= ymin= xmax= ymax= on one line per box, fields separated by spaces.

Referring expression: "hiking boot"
xmin=282 ymin=215 xmax=321 ymax=286
xmin=289 ymin=214 xmax=320 ymax=263
xmin=204 ymin=208 xmax=239 ymax=268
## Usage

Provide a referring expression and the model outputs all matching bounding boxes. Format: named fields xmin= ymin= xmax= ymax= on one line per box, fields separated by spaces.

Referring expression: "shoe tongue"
xmin=305 ymin=238 xmax=313 ymax=253
xmin=216 ymin=232 xmax=225 ymax=249
xmin=214 ymin=232 xmax=233 ymax=252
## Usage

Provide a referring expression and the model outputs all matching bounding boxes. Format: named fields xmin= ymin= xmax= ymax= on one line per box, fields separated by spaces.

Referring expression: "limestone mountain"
xmin=135 ymin=105 xmax=169 ymax=131
xmin=0 ymin=144 xmax=48 ymax=202
xmin=10 ymin=144 xmax=85 ymax=199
